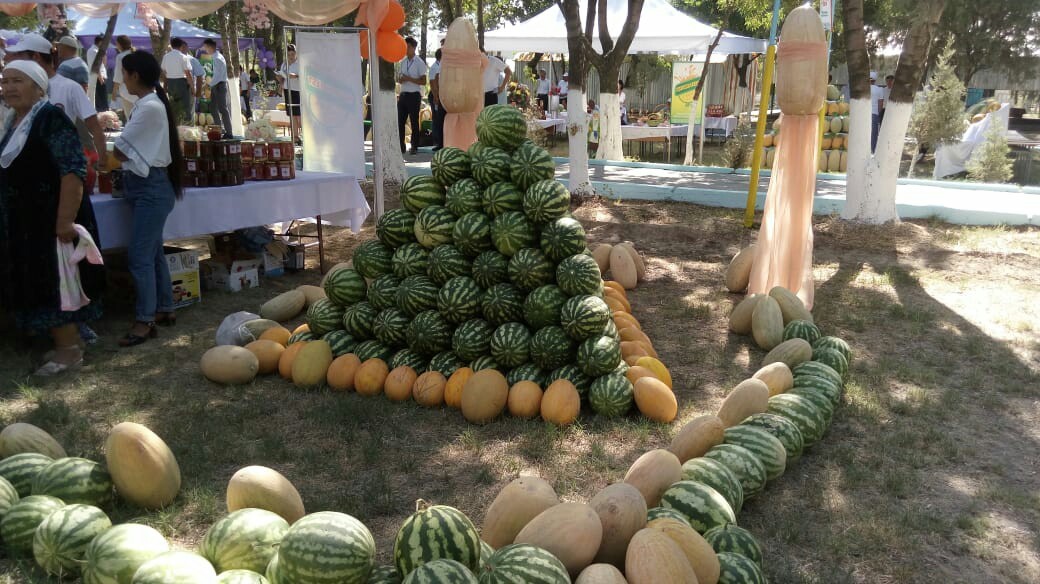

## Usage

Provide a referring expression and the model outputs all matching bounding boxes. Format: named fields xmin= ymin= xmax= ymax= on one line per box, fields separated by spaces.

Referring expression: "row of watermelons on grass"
xmin=201 ymin=105 xmax=667 ymax=423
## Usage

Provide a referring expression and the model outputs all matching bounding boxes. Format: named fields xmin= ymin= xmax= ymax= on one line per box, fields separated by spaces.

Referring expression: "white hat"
xmin=562 ymin=72 xmax=569 ymax=77
xmin=57 ymin=36 xmax=80 ymax=50
xmin=869 ymin=70 xmax=877 ymax=80
xmin=3 ymin=60 xmax=49 ymax=93
xmin=6 ymin=33 xmax=53 ymax=55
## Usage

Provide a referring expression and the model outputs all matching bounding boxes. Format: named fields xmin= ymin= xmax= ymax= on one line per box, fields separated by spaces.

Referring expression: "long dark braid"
xmin=120 ymin=51 xmax=185 ymax=199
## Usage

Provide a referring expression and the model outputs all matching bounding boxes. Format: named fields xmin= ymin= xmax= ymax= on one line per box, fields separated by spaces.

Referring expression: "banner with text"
xmin=298 ymin=31 xmax=365 ymax=177
xmin=670 ymin=61 xmax=705 ymax=125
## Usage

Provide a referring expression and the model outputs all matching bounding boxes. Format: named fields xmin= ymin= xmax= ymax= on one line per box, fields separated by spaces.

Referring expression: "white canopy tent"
xmin=481 ymin=0 xmax=766 ymax=56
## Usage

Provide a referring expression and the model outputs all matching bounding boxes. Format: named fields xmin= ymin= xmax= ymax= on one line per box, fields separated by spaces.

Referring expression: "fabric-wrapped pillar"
xmin=439 ymin=18 xmax=486 ymax=150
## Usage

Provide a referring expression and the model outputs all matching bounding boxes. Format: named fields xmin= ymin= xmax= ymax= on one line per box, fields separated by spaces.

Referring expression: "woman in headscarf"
xmin=0 ymin=60 xmax=104 ymax=376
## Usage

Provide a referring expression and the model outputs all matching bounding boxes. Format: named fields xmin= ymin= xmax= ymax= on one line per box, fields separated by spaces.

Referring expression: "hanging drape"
xmin=265 ymin=0 xmax=362 ymax=25
xmin=148 ymin=1 xmax=228 ymax=20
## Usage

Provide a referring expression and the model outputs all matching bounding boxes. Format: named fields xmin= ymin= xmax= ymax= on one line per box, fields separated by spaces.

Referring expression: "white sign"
xmin=297 ymin=32 xmax=365 ymax=178
xmin=820 ymin=0 xmax=833 ymax=31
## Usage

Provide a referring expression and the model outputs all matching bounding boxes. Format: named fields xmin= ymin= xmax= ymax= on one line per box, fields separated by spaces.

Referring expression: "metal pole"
xmin=817 ymin=0 xmax=839 ymax=173
xmin=742 ymin=0 xmax=783 ymax=228
xmin=369 ymin=28 xmax=384 ymax=220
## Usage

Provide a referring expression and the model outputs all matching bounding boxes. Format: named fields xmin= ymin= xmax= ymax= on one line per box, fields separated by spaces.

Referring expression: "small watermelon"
xmin=83 ymin=523 xmax=170 ymax=584
xmin=660 ymin=480 xmax=737 ymax=535
xmin=277 ymin=511 xmax=376 ymax=584
xmin=394 ymin=505 xmax=481 ymax=575
xmin=200 ymin=508 xmax=290 ymax=574
xmin=33 ymin=504 xmax=112 ymax=577
xmin=704 ymin=524 xmax=764 ymax=568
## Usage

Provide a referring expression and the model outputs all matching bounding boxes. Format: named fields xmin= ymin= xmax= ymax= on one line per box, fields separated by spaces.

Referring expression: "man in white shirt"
xmin=869 ymin=70 xmax=883 ymax=152
xmin=535 ymin=69 xmax=550 ymax=113
xmin=557 ymin=72 xmax=569 ymax=107
xmin=482 ymin=51 xmax=511 ymax=107
xmin=276 ymin=44 xmax=301 ymax=142
xmin=396 ymin=37 xmax=427 ymax=155
xmin=160 ymin=37 xmax=194 ymax=125
xmin=112 ymin=35 xmax=138 ymax=118
xmin=56 ymin=36 xmax=89 ymax=90
xmin=428 ymin=48 xmax=444 ymax=151
xmin=85 ymin=36 xmax=108 ymax=110
xmin=239 ymin=65 xmax=253 ymax=121
xmin=202 ymin=38 xmax=234 ymax=139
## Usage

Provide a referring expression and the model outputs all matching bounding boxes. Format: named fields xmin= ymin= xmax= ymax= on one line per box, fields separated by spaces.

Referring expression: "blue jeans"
xmin=125 ymin=168 xmax=176 ymax=322
xmin=871 ymin=113 xmax=880 ymax=152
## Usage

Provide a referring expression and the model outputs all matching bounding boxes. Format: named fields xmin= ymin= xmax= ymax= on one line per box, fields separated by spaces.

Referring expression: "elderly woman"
xmin=0 ymin=60 xmax=104 ymax=376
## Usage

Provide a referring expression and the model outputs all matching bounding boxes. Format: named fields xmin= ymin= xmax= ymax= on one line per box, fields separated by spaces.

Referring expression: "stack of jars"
xmin=182 ymin=139 xmax=245 ymax=187
xmin=242 ymin=139 xmax=296 ymax=181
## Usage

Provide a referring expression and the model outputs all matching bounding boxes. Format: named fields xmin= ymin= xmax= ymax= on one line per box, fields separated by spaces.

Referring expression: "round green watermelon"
xmin=446 ymin=178 xmax=485 ymax=217
xmin=472 ymin=146 xmax=513 ymax=187
xmin=507 ymin=248 xmax=555 ymax=292
xmin=506 ymin=363 xmax=546 ymax=387
xmin=83 ymin=523 xmax=170 ymax=584
xmin=452 ymin=319 xmax=493 ymax=362
xmin=33 ymin=503 xmax=112 ymax=578
xmin=559 ymin=295 xmax=612 ymax=341
xmin=556 ymin=254 xmax=603 ymax=297
xmin=131 ymin=551 xmax=217 ymax=584
xmin=680 ymin=457 xmax=745 ymax=513
xmin=438 ymin=276 xmax=485 ymax=324
xmin=200 ymin=508 xmax=290 ymax=574
xmin=523 ymin=285 xmax=568 ymax=330
xmin=479 ymin=543 xmax=569 ymax=584
xmin=476 ymin=105 xmax=527 ymax=151
xmin=390 ymin=349 xmax=428 ymax=373
xmin=394 ymin=505 xmax=481 ymax=576
xmin=482 ymin=284 xmax=525 ymax=326
xmin=452 ymin=212 xmax=494 ymax=258
xmin=539 ymin=217 xmax=587 ymax=263
xmin=510 ymin=142 xmax=556 ymax=191
xmin=427 ymin=245 xmax=473 ymax=286
xmin=716 ymin=551 xmax=766 ymax=584
xmin=216 ymin=570 xmax=270 ymax=584
xmin=490 ymin=322 xmax=532 ymax=368
xmin=392 ymin=243 xmax=431 ymax=279
xmin=401 ymin=175 xmax=446 ymax=213
xmin=482 ymin=182 xmax=524 ymax=218
xmin=353 ymin=240 xmax=394 ymax=279
xmin=431 ymin=147 xmax=471 ymax=186
xmin=342 ymin=301 xmax=379 ymax=340
xmin=407 ymin=310 xmax=454 ymax=356
xmin=31 ymin=456 xmax=113 ymax=507
xmin=588 ymin=372 xmax=634 ymax=417
xmin=471 ymin=250 xmax=510 ymax=289
xmin=396 ymin=275 xmax=440 ymax=317
xmin=324 ymin=267 xmax=368 ymax=307
xmin=414 ymin=205 xmax=458 ymax=249
xmin=523 ymin=180 xmax=570 ymax=225
xmin=428 ymin=351 xmax=466 ymax=378
xmin=703 ymin=444 xmax=768 ymax=500
xmin=277 ymin=511 xmax=376 ymax=584
xmin=528 ymin=326 xmax=574 ymax=371
xmin=660 ymin=480 xmax=737 ymax=535
xmin=577 ymin=335 xmax=622 ymax=377
xmin=307 ymin=298 xmax=346 ymax=336
xmin=546 ymin=364 xmax=592 ymax=397
xmin=491 ymin=211 xmax=537 ymax=257
xmin=402 ymin=559 xmax=478 ymax=583
xmin=704 ymin=524 xmax=764 ymax=568
xmin=373 ymin=308 xmax=412 ymax=348
xmin=0 ymin=452 xmax=53 ymax=497
xmin=368 ymin=274 xmax=402 ymax=312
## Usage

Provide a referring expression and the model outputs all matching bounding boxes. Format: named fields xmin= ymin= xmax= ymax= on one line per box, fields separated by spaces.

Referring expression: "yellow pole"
xmin=742 ymin=45 xmax=777 ymax=227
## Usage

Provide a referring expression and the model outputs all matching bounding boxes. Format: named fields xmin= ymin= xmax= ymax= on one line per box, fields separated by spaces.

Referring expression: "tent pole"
xmin=369 ymin=28 xmax=384 ymax=220
xmin=743 ymin=0 xmax=782 ymax=228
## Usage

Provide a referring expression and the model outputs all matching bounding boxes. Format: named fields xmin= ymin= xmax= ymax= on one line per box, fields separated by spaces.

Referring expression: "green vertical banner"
xmin=670 ymin=61 xmax=705 ymax=125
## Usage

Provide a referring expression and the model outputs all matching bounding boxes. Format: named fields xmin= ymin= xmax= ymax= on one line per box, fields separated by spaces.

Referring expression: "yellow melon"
xmin=514 ymin=502 xmax=603 ymax=577
xmin=540 ymin=380 xmax=579 ymax=425
xmin=445 ymin=367 xmax=473 ymax=409
xmin=461 ymin=369 xmax=509 ymax=424
xmin=634 ymin=356 xmax=672 ymax=388
xmin=226 ymin=465 xmax=305 ymax=524
xmin=482 ymin=475 xmax=560 ymax=549
xmin=104 ymin=422 xmax=181 ymax=510
xmin=590 ymin=483 xmax=647 ymax=567
xmin=258 ymin=326 xmax=292 ymax=347
xmin=507 ymin=381 xmax=543 ymax=419
xmin=602 ymin=280 xmax=627 ymax=298
xmin=633 ymin=377 xmax=678 ymax=423
xmin=245 ymin=340 xmax=285 ymax=375
xmin=201 ymin=346 xmax=259 ymax=385
xmin=413 ymin=371 xmax=447 ymax=407
xmin=278 ymin=341 xmax=308 ymax=379
xmin=384 ymin=366 xmax=417 ymax=402
xmin=291 ymin=341 xmax=333 ymax=389
xmin=623 ymin=449 xmax=682 ymax=508
xmin=326 ymin=353 xmax=361 ymax=391
xmin=354 ymin=359 xmax=389 ymax=396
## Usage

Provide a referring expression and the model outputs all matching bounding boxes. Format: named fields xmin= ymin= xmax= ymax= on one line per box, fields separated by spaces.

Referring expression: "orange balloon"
xmin=379 ymin=0 xmax=405 ymax=31
xmin=0 ymin=3 xmax=36 ymax=17
xmin=360 ymin=29 xmax=370 ymax=60
xmin=377 ymin=31 xmax=406 ymax=62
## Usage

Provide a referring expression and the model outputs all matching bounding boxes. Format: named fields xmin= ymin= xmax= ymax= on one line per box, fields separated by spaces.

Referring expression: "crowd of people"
xmin=0 ymin=33 xmax=193 ymax=377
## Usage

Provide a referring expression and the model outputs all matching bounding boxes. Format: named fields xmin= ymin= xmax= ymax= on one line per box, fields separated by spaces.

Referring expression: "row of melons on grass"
xmin=589 ymin=242 xmax=646 ymax=290
xmin=202 ymin=283 xmax=682 ymax=426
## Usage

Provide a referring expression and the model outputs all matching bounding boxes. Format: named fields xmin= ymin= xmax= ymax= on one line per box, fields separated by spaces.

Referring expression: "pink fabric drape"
xmin=440 ymin=48 xmax=486 ymax=150
xmin=747 ymin=113 xmax=819 ymax=309
xmin=148 ymin=2 xmax=229 ymax=20
xmin=265 ymin=0 xmax=362 ymax=26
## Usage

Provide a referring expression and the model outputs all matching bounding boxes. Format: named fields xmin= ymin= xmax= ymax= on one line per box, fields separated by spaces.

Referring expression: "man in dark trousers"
xmin=202 ymin=38 xmax=234 ymax=139
xmin=396 ymin=37 xmax=427 ymax=155
xmin=429 ymin=49 xmax=445 ymax=151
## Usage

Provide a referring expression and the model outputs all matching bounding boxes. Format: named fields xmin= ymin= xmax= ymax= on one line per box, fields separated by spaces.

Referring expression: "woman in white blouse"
xmin=105 ymin=51 xmax=184 ymax=346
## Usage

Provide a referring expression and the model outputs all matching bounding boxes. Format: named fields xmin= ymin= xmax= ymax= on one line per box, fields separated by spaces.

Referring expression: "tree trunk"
xmin=842 ymin=0 xmax=945 ymax=223
xmin=420 ymin=0 xmax=429 ymax=60
xmin=88 ymin=13 xmax=118 ymax=107
xmin=683 ymin=29 xmax=723 ymax=166
xmin=377 ymin=57 xmax=407 ymax=185
xmin=477 ymin=0 xmax=485 ymax=51
xmin=560 ymin=0 xmax=594 ymax=195
xmin=150 ymin=18 xmax=173 ymax=58
xmin=585 ymin=0 xmax=645 ymax=162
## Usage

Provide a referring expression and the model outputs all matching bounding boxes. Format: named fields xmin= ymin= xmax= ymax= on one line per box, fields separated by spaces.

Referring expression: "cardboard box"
xmin=166 ymin=248 xmax=201 ymax=309
xmin=201 ymin=258 xmax=261 ymax=292
xmin=285 ymin=243 xmax=306 ymax=271
xmin=256 ymin=251 xmax=285 ymax=277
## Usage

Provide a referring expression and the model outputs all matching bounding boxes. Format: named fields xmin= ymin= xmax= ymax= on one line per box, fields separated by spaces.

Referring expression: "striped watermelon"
xmin=510 ymin=142 xmax=556 ymax=191
xmin=452 ymin=319 xmax=493 ymax=362
xmin=428 ymin=245 xmax=473 ymax=286
xmin=265 ymin=553 xmax=282 ymax=583
xmin=704 ymin=444 xmax=768 ymax=499
xmin=131 ymin=551 xmax=217 ymax=583
xmin=783 ymin=319 xmax=821 ymax=344
xmin=288 ymin=331 xmax=318 ymax=345
xmin=402 ymin=559 xmax=478 ymax=583
xmin=216 ymin=570 xmax=269 ymax=584
xmin=522 ymin=180 xmax=570 ymax=225
xmin=33 ymin=503 xmax=112 ymax=577
xmin=323 ymin=268 xmax=367 ymax=308
xmin=390 ymin=349 xmax=429 ymax=373
xmin=523 ymin=285 xmax=567 ymax=330
xmin=741 ymin=413 xmax=805 ymax=463
xmin=373 ymin=308 xmax=411 ymax=347
xmin=401 ymin=175 xmax=446 ymax=214
xmin=811 ymin=347 xmax=849 ymax=380
xmin=278 ymin=511 xmax=375 ymax=584
xmin=703 ymin=524 xmax=763 ymax=568
xmin=431 ymin=147 xmax=471 ymax=186
xmin=343 ymin=301 xmax=379 ymax=340
xmin=813 ymin=335 xmax=852 ymax=363
xmin=792 ymin=360 xmax=843 ymax=387
xmin=479 ymin=543 xmax=569 ymax=584
xmin=200 ymin=508 xmax=289 ymax=574
xmin=394 ymin=505 xmax=481 ymax=575
xmin=660 ymin=480 xmax=737 ymax=535
xmin=470 ymin=355 xmax=500 ymax=372
xmin=415 ymin=205 xmax=458 ymax=249
xmin=0 ymin=476 xmax=17 ymax=519
xmin=393 ymin=243 xmax=432 ymax=279
xmin=716 ymin=551 xmax=766 ymax=584
xmin=407 ymin=310 xmax=454 ymax=356
xmin=588 ymin=372 xmax=633 ymax=416
xmin=307 ymin=298 xmax=346 ymax=336
xmin=355 ymin=340 xmax=395 ymax=362
xmin=559 ymin=295 xmax=611 ymax=341
xmin=472 ymin=146 xmax=513 ymax=186
xmin=468 ymin=141 xmax=489 ymax=160
xmin=506 ymin=363 xmax=546 ymax=387
xmin=787 ymin=387 xmax=835 ymax=423
xmin=353 ymin=240 xmax=395 ymax=279
xmin=438 ymin=276 xmax=485 ymax=324
xmin=539 ymin=217 xmax=587 ymax=263
xmin=453 ymin=212 xmax=494 ymax=258
xmin=479 ymin=541 xmax=494 ymax=571
xmin=767 ymin=393 xmax=828 ymax=446
xmin=471 ymin=251 xmax=510 ymax=289
xmin=0 ymin=494 xmax=64 ymax=555
xmin=446 ymin=178 xmax=485 ymax=217
xmin=322 ymin=330 xmax=358 ymax=357
xmin=476 ymin=105 xmax=527 ymax=151
xmin=490 ymin=322 xmax=532 ymax=368
xmin=490 ymin=211 xmax=537 ymax=257
xmin=546 ymin=365 xmax=592 ymax=397
xmin=368 ymin=274 xmax=403 ymax=312
xmin=556 ymin=255 xmax=603 ymax=297
xmin=428 ymin=352 xmax=466 ymax=378
xmin=396 ymin=275 xmax=440 ymax=317
xmin=680 ymin=457 xmax=745 ymax=513
xmin=577 ymin=335 xmax=622 ymax=377
xmin=528 ymin=326 xmax=574 ymax=370
xmin=507 ymin=248 xmax=555 ymax=292
xmin=31 ymin=457 xmax=113 ymax=506
xmin=0 ymin=452 xmax=53 ymax=496
xmin=792 ymin=375 xmax=842 ymax=407
xmin=482 ymin=182 xmax=524 ymax=218
xmin=646 ymin=506 xmax=691 ymax=525
xmin=724 ymin=426 xmax=788 ymax=482
xmin=83 ymin=523 xmax=170 ymax=584
xmin=601 ymin=318 xmax=620 ymax=341
xmin=482 ymin=284 xmax=525 ymax=326
xmin=366 ymin=565 xmax=402 ymax=584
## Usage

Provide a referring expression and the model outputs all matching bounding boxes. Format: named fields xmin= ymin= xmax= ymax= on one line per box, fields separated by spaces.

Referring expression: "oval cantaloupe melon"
xmin=590 ymin=483 xmax=647 ymax=567
xmin=609 ymin=246 xmax=638 ymax=290
xmin=669 ymin=415 xmax=725 ymax=463
xmin=384 ymin=366 xmax=417 ymax=402
xmin=624 ymin=528 xmax=697 ymax=584
xmin=201 ymin=346 xmax=259 ymax=385
xmin=616 ymin=242 xmax=646 ymax=282
xmin=725 ymin=245 xmax=756 ymax=293
xmin=648 ymin=517 xmax=721 ymax=584
xmin=752 ymin=362 xmax=794 ymax=396
xmin=326 ymin=353 xmax=362 ymax=391
xmin=245 ymin=340 xmax=285 ymax=375
xmin=623 ymin=449 xmax=682 ymax=508
xmin=291 ymin=341 xmax=333 ymax=389
xmin=296 ymin=284 xmax=327 ymax=306
xmin=729 ymin=294 xmax=764 ymax=335
xmin=461 ymin=369 xmax=509 ymax=424
xmin=104 ymin=422 xmax=181 ymax=510
xmin=413 ymin=371 xmax=447 ymax=407
xmin=508 ymin=381 xmax=543 ymax=419
xmin=762 ymin=338 xmax=813 ymax=368
xmin=514 ymin=502 xmax=604 ymax=577
xmin=226 ymin=465 xmax=305 ymax=524
xmin=482 ymin=475 xmax=560 ymax=549
xmin=769 ymin=285 xmax=813 ymax=324
xmin=717 ymin=379 xmax=771 ymax=427
xmin=751 ymin=296 xmax=784 ymax=350
xmin=259 ymin=289 xmax=306 ymax=322
xmin=633 ymin=377 xmax=678 ymax=423
xmin=591 ymin=244 xmax=613 ymax=274
xmin=575 ymin=564 xmax=628 ymax=584
xmin=0 ymin=423 xmax=66 ymax=459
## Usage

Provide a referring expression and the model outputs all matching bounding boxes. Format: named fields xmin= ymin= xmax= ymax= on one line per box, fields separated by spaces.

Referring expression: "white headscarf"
xmin=1 ymin=60 xmax=50 ymax=169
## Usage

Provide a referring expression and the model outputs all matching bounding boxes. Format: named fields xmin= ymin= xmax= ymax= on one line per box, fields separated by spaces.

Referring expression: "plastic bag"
xmin=216 ymin=311 xmax=260 ymax=346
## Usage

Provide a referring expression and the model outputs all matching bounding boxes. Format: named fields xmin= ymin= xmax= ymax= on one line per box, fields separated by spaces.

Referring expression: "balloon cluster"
xmin=258 ymin=49 xmax=278 ymax=69
xmin=359 ymin=0 xmax=407 ymax=62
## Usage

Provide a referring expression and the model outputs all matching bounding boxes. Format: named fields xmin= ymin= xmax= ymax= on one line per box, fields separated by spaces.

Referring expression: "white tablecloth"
xmin=704 ymin=116 xmax=738 ymax=136
xmin=93 ymin=171 xmax=369 ymax=250
xmin=532 ymin=118 xmax=567 ymax=131
xmin=621 ymin=124 xmax=690 ymax=141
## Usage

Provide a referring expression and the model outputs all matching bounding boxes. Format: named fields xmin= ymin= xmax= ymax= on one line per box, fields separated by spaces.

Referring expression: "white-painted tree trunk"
xmin=596 ymin=92 xmax=623 ymax=161
xmin=566 ymin=86 xmax=594 ymax=195
xmin=682 ymin=115 xmax=696 ymax=166
xmin=375 ymin=87 xmax=407 ymax=186
xmin=842 ymin=98 xmax=902 ymax=223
